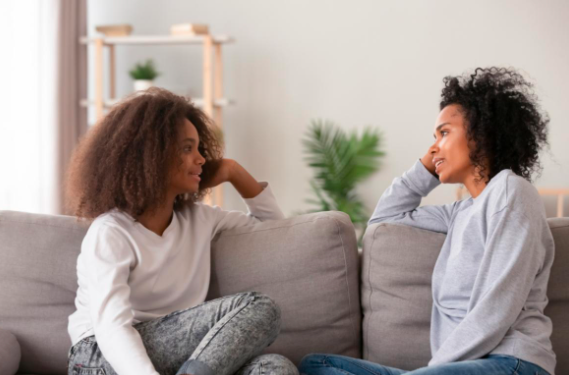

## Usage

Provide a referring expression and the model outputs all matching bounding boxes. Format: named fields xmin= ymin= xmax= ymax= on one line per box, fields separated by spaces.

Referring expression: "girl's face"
xmin=169 ymin=118 xmax=206 ymax=195
xmin=430 ymin=104 xmax=476 ymax=184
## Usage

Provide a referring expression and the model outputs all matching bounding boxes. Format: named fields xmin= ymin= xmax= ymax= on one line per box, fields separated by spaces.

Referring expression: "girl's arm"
xmin=202 ymin=159 xmax=265 ymax=199
xmin=201 ymin=159 xmax=285 ymax=235
xmin=82 ymin=224 xmax=159 ymax=375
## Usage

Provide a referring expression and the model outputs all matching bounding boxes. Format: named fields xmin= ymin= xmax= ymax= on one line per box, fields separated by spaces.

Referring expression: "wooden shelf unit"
xmin=456 ymin=186 xmax=569 ymax=217
xmin=79 ymin=34 xmax=234 ymax=206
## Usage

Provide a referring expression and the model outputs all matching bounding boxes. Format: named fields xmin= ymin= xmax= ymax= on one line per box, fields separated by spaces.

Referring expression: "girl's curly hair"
xmin=66 ymin=87 xmax=223 ymax=219
xmin=440 ymin=67 xmax=549 ymax=182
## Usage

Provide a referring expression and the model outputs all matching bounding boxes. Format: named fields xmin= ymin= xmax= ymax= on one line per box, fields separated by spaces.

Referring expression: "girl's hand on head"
xmin=201 ymin=158 xmax=264 ymax=199
xmin=201 ymin=158 xmax=238 ymax=189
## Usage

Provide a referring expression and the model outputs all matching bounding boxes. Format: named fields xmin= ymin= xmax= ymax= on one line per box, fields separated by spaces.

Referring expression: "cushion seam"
xmin=0 ymin=219 xmax=88 ymax=231
xmin=216 ymin=214 xmax=349 ymax=239
xmin=332 ymin=217 xmax=360 ymax=352
xmin=363 ymin=224 xmax=381 ymax=359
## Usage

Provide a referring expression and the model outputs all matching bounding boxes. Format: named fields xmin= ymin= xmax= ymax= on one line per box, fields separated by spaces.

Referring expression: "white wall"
xmin=87 ymin=0 xmax=569 ymax=216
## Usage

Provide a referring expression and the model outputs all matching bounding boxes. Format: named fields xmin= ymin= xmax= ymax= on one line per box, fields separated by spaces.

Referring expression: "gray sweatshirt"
xmin=369 ymin=160 xmax=556 ymax=374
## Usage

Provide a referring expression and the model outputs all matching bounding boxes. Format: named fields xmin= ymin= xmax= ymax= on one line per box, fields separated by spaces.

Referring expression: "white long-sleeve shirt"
xmin=68 ymin=183 xmax=284 ymax=375
xmin=369 ymin=161 xmax=556 ymax=375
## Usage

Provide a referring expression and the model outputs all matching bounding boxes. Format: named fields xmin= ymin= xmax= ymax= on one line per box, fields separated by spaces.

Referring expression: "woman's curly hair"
xmin=440 ymin=67 xmax=549 ymax=182
xmin=66 ymin=87 xmax=223 ymax=219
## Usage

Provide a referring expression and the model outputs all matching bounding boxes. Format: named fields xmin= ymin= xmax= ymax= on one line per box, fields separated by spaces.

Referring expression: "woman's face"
xmin=169 ymin=118 xmax=206 ymax=195
xmin=430 ymin=104 xmax=475 ymax=184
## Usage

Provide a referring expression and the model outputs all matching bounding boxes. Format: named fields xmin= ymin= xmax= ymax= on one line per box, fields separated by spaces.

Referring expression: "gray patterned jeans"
xmin=67 ymin=292 xmax=299 ymax=375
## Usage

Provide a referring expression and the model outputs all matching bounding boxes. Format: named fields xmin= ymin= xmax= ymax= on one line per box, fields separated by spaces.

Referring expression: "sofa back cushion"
xmin=361 ymin=223 xmax=443 ymax=370
xmin=546 ymin=218 xmax=569 ymax=374
xmin=0 ymin=211 xmax=88 ymax=374
xmin=0 ymin=210 xmax=361 ymax=374
xmin=207 ymin=211 xmax=361 ymax=364
xmin=361 ymin=218 xmax=569 ymax=374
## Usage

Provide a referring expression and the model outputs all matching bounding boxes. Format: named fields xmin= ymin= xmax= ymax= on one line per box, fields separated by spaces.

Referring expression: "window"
xmin=0 ymin=1 xmax=59 ymax=214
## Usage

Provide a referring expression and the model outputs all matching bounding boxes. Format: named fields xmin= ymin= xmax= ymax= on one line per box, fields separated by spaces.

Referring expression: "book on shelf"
xmin=95 ymin=24 xmax=133 ymax=37
xmin=170 ymin=23 xmax=209 ymax=36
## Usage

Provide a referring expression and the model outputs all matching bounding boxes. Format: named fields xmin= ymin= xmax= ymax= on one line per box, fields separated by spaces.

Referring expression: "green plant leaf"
xmin=302 ymin=119 xmax=385 ymax=235
xmin=129 ymin=59 xmax=160 ymax=80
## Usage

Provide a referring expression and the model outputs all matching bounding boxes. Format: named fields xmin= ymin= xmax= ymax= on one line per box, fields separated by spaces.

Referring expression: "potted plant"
xmin=302 ymin=119 xmax=385 ymax=244
xmin=129 ymin=59 xmax=160 ymax=91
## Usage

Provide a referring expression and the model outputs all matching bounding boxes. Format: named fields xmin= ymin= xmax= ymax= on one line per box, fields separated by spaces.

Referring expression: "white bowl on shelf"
xmin=133 ymin=80 xmax=153 ymax=92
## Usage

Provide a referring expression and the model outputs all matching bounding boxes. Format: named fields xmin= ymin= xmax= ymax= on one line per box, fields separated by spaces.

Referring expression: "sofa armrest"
xmin=207 ymin=211 xmax=361 ymax=365
xmin=0 ymin=328 xmax=20 ymax=375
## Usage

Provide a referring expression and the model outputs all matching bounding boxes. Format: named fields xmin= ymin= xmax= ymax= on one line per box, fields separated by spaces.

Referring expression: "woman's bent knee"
xmin=298 ymin=353 xmax=328 ymax=373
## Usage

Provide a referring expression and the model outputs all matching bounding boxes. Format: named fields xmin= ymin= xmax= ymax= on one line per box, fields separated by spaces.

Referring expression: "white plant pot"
xmin=134 ymin=80 xmax=153 ymax=92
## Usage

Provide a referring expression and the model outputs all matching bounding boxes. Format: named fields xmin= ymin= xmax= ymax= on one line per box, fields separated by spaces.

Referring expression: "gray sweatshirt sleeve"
xmin=429 ymin=207 xmax=546 ymax=366
xmin=368 ymin=160 xmax=457 ymax=234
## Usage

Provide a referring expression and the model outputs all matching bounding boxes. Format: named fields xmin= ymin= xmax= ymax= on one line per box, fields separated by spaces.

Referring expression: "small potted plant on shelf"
xmin=129 ymin=59 xmax=160 ymax=92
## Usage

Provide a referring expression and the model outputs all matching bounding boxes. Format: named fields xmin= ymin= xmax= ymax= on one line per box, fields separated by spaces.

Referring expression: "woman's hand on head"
xmin=421 ymin=150 xmax=438 ymax=177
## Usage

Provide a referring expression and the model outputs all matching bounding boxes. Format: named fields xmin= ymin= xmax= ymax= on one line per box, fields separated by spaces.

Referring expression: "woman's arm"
xmin=368 ymin=152 xmax=456 ymax=234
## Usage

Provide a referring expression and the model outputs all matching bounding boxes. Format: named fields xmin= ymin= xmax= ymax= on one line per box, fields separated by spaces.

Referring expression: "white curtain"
xmin=0 ymin=0 xmax=87 ymax=215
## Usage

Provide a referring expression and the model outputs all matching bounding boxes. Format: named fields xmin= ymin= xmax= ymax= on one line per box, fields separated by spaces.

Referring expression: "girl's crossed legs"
xmin=68 ymin=292 xmax=298 ymax=375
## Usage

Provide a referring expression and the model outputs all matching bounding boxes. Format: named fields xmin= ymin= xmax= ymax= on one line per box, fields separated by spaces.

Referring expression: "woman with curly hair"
xmin=299 ymin=68 xmax=554 ymax=375
xmin=65 ymin=88 xmax=298 ymax=375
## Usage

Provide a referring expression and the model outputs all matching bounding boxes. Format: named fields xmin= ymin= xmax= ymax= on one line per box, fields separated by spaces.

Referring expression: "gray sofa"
xmin=0 ymin=210 xmax=567 ymax=375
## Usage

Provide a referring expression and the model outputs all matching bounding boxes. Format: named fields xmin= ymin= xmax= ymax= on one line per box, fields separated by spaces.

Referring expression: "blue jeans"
xmin=298 ymin=354 xmax=550 ymax=375
xmin=68 ymin=292 xmax=298 ymax=375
